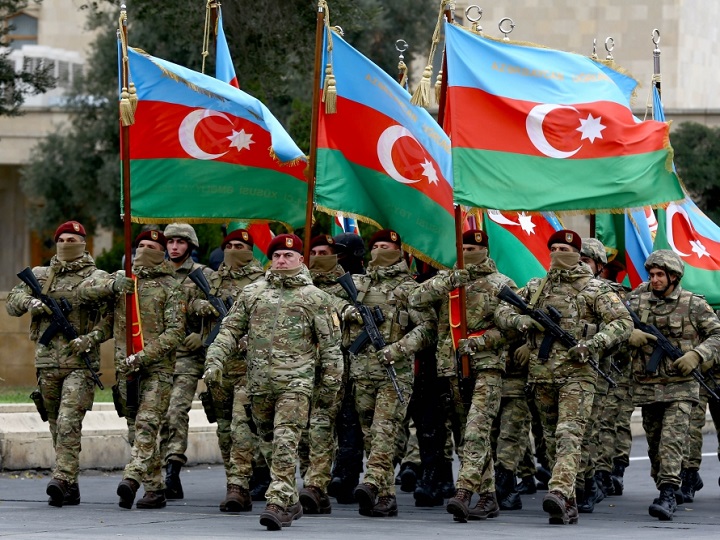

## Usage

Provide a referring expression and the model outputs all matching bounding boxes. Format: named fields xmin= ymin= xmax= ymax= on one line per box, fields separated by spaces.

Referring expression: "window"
xmin=4 ymin=12 xmax=38 ymax=49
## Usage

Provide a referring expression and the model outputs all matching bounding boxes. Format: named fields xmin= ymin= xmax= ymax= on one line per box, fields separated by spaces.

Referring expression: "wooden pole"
xmin=303 ymin=2 xmax=325 ymax=261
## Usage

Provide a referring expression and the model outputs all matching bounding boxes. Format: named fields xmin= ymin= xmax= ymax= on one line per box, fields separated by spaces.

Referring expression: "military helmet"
xmin=644 ymin=249 xmax=684 ymax=278
xmin=581 ymin=238 xmax=608 ymax=265
xmin=163 ymin=223 xmax=199 ymax=247
xmin=333 ymin=233 xmax=366 ymax=258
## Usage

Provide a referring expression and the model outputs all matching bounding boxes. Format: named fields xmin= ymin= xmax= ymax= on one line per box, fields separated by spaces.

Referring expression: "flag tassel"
xmin=322 ymin=64 xmax=337 ymax=114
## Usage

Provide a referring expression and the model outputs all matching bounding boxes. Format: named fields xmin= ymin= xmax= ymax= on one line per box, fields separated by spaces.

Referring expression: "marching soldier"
xmin=496 ymin=229 xmax=632 ymax=525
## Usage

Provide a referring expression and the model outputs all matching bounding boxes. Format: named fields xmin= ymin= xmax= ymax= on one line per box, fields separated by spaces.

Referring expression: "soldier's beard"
xmin=224 ymin=249 xmax=253 ymax=269
xmin=370 ymin=248 xmax=401 ymax=267
xmin=549 ymin=251 xmax=580 ymax=270
xmin=56 ymin=242 xmax=86 ymax=262
xmin=134 ymin=247 xmax=166 ymax=267
xmin=309 ymin=254 xmax=338 ymax=272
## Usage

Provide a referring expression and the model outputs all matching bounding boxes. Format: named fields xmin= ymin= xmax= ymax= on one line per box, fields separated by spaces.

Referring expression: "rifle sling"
xmin=41 ymin=268 xmax=56 ymax=295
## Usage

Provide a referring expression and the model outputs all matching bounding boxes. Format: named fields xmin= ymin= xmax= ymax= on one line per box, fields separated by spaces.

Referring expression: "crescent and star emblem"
xmin=377 ymin=125 xmax=439 ymax=186
xmin=487 ymin=210 xmax=537 ymax=235
xmin=525 ymin=104 xmax=606 ymax=159
xmin=666 ymin=203 xmax=711 ymax=259
xmin=178 ymin=109 xmax=254 ymax=161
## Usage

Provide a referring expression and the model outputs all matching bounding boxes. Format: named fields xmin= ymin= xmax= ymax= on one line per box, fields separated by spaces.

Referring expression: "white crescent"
xmin=487 ymin=209 xmax=520 ymax=227
xmin=377 ymin=125 xmax=421 ymax=184
xmin=665 ymin=203 xmax=691 ymax=257
xmin=178 ymin=109 xmax=231 ymax=160
xmin=526 ymin=104 xmax=582 ymax=159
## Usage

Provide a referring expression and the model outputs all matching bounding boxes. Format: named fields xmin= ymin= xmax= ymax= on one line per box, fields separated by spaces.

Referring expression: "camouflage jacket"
xmin=205 ymin=266 xmax=343 ymax=399
xmin=409 ymin=257 xmax=516 ymax=376
xmin=6 ymin=253 xmax=110 ymax=370
xmin=627 ymin=282 xmax=720 ymax=404
xmin=197 ymin=259 xmax=265 ymax=379
xmin=310 ymin=264 xmax=349 ymax=314
xmin=496 ymin=263 xmax=632 ymax=385
xmin=174 ymin=258 xmax=213 ymax=372
xmin=77 ymin=261 xmax=186 ymax=375
xmin=343 ymin=260 xmax=436 ymax=382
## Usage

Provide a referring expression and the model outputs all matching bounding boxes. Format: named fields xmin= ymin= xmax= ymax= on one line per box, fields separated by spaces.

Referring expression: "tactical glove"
xmin=238 ymin=335 xmax=249 ymax=353
xmin=516 ymin=315 xmax=545 ymax=333
xmin=342 ymin=305 xmax=363 ymax=324
xmin=380 ymin=343 xmax=405 ymax=365
xmin=112 ymin=276 xmax=135 ymax=294
xmin=70 ymin=333 xmax=97 ymax=355
xmin=203 ymin=364 xmax=223 ymax=386
xmin=568 ymin=339 xmax=599 ymax=364
xmin=184 ymin=332 xmax=203 ymax=351
xmin=457 ymin=338 xmax=478 ymax=356
xmin=27 ymin=298 xmax=52 ymax=316
xmin=628 ymin=328 xmax=657 ymax=348
xmin=449 ymin=268 xmax=471 ymax=288
xmin=514 ymin=344 xmax=531 ymax=367
xmin=672 ymin=350 xmax=701 ymax=376
xmin=195 ymin=300 xmax=220 ymax=318
xmin=125 ymin=350 xmax=145 ymax=371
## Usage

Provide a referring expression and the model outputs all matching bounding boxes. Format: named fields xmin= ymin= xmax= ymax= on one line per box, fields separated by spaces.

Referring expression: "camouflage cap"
xmin=645 ymin=249 xmax=684 ymax=278
xmin=163 ymin=223 xmax=199 ymax=247
xmin=581 ymin=238 xmax=608 ymax=265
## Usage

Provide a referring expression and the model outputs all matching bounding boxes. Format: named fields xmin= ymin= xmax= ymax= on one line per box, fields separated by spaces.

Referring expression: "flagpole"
xmin=652 ymin=29 xmax=661 ymax=98
xmin=303 ymin=1 xmax=326 ymax=261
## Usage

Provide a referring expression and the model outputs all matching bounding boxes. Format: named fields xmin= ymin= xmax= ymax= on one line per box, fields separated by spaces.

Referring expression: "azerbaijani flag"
xmin=125 ymin=47 xmax=307 ymax=226
xmin=316 ymin=31 xmax=456 ymax=268
xmin=483 ymin=210 xmax=562 ymax=285
xmin=444 ymin=23 xmax=684 ymax=212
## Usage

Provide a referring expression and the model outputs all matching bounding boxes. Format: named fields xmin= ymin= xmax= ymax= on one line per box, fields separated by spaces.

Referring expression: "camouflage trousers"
xmin=252 ymin=391 xmax=310 ymax=508
xmin=492 ymin=395 xmax=531 ymax=473
xmin=354 ymin=377 xmax=413 ymax=497
xmin=395 ymin=417 xmax=420 ymax=468
xmin=682 ymin=383 xmax=720 ymax=469
xmin=597 ymin=380 xmax=634 ymax=471
xmin=578 ymin=382 xmax=609 ymax=483
xmin=209 ymin=377 xmax=256 ymax=488
xmin=642 ymin=400 xmax=692 ymax=488
xmin=37 ymin=368 xmax=95 ymax=483
xmin=303 ymin=391 xmax=342 ymax=491
xmin=159 ymin=372 xmax=200 ymax=465
xmin=446 ymin=375 xmax=469 ymax=461
xmin=534 ymin=380 xmax=595 ymax=500
xmin=456 ymin=370 xmax=502 ymax=494
xmin=124 ymin=372 xmax=173 ymax=491
xmin=113 ymin=375 xmax=137 ymax=445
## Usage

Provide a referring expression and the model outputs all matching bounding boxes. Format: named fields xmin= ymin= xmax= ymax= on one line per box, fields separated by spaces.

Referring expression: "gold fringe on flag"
xmin=411 ymin=0 xmax=453 ymax=107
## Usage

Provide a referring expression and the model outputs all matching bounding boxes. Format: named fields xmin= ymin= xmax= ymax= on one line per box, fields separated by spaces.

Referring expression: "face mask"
xmin=463 ymin=248 xmax=488 ymax=266
xmin=134 ymin=247 xmax=166 ymax=267
xmin=309 ymin=254 xmax=338 ymax=272
xmin=550 ymin=251 xmax=581 ymax=270
xmin=272 ymin=267 xmax=302 ymax=278
xmin=56 ymin=242 xmax=86 ymax=262
xmin=224 ymin=249 xmax=254 ymax=269
xmin=370 ymin=248 xmax=401 ymax=267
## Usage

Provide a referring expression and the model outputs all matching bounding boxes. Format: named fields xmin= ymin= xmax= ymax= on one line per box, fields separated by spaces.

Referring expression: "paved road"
xmin=1 ymin=434 xmax=719 ymax=539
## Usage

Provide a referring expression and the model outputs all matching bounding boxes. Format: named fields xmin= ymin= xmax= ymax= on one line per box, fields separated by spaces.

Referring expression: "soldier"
xmin=78 ymin=230 xmax=186 ymax=509
xmin=199 ymin=228 xmax=265 ymax=512
xmin=6 ymin=221 xmax=117 ymax=507
xmin=158 ymin=223 xmax=217 ymax=499
xmin=344 ymin=229 xmax=436 ymax=518
xmin=298 ymin=234 xmax=348 ymax=514
xmin=204 ymin=234 xmax=343 ymax=531
xmin=496 ymin=229 xmax=632 ymax=525
xmin=626 ymin=250 xmax=720 ymax=520
xmin=409 ymin=229 xmax=515 ymax=522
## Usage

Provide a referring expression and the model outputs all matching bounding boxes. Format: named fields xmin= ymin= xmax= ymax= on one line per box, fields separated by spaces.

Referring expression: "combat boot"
xmin=543 ymin=490 xmax=578 ymax=525
xmin=117 ymin=478 xmax=139 ymax=509
xmin=220 ymin=484 xmax=252 ymax=512
xmin=136 ymin=490 xmax=167 ymax=509
xmin=286 ymin=500 xmax=303 ymax=523
xmin=517 ymin=475 xmax=537 ymax=495
xmin=249 ymin=465 xmax=271 ymax=501
xmin=259 ymin=503 xmax=291 ymax=531
xmin=577 ymin=476 xmax=603 ymax=513
xmin=611 ymin=462 xmax=625 ymax=496
xmin=446 ymin=487 xmax=473 ymax=522
xmin=494 ymin=465 xmax=515 ymax=502
xmin=414 ymin=464 xmax=443 ymax=507
xmin=680 ymin=467 xmax=704 ymax=503
xmin=648 ymin=484 xmax=677 ymax=521
xmin=299 ymin=485 xmax=332 ymax=514
xmin=63 ymin=482 xmax=81 ymax=506
xmin=596 ymin=470 xmax=614 ymax=497
xmin=398 ymin=462 xmax=419 ymax=493
xmin=164 ymin=460 xmax=184 ymax=500
xmin=438 ymin=460 xmax=456 ymax=498
xmin=468 ymin=491 xmax=500 ymax=520
xmin=46 ymin=478 xmax=69 ymax=507
xmin=535 ymin=465 xmax=552 ymax=490
xmin=371 ymin=495 xmax=398 ymax=517
xmin=354 ymin=482 xmax=379 ymax=516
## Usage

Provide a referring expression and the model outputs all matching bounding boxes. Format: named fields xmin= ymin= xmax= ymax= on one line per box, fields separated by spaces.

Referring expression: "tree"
xmin=0 ymin=0 xmax=56 ymax=116
xmin=670 ymin=122 xmax=720 ymax=223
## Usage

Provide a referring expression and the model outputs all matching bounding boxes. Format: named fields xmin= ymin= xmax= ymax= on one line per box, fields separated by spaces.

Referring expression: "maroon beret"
xmin=266 ymin=233 xmax=303 ymax=258
xmin=369 ymin=229 xmax=401 ymax=248
xmin=547 ymin=229 xmax=582 ymax=252
xmin=134 ymin=229 xmax=167 ymax=249
xmin=222 ymin=229 xmax=254 ymax=249
xmin=310 ymin=234 xmax=336 ymax=251
xmin=54 ymin=221 xmax=86 ymax=242
xmin=462 ymin=229 xmax=489 ymax=248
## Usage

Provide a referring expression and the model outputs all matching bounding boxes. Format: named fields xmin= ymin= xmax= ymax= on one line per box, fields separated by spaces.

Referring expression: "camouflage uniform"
xmin=203 ymin=258 xmax=265 ymax=490
xmin=496 ymin=262 xmax=632 ymax=505
xmin=346 ymin=258 xmax=435 ymax=508
xmin=78 ymin=260 xmax=185 ymax=493
xmin=206 ymin=266 xmax=343 ymax=509
xmin=6 ymin=252 xmax=109 ymax=493
xmin=410 ymin=256 xmax=515 ymax=510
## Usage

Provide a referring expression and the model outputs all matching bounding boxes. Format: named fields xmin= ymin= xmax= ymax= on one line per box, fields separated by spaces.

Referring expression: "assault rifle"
xmin=497 ymin=285 xmax=617 ymax=388
xmin=624 ymin=302 xmax=720 ymax=401
xmin=17 ymin=267 xmax=104 ymax=389
xmin=188 ymin=267 xmax=230 ymax=347
xmin=337 ymin=272 xmax=405 ymax=404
